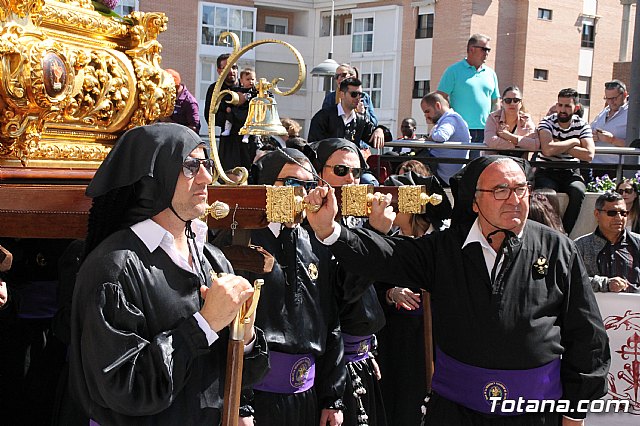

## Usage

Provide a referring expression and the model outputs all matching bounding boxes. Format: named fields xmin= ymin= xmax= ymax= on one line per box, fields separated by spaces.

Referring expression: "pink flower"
xmin=96 ymin=0 xmax=120 ymax=9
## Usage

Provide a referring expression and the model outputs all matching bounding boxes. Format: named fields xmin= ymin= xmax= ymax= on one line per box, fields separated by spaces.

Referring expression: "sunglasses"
xmin=605 ymin=81 xmax=625 ymax=91
xmin=503 ymin=98 xmax=521 ymax=104
xmin=275 ymin=177 xmax=318 ymax=191
xmin=598 ymin=209 xmax=628 ymax=217
xmin=335 ymin=72 xmax=351 ymax=79
xmin=472 ymin=45 xmax=491 ymax=53
xmin=603 ymin=93 xmax=623 ymax=101
xmin=617 ymin=188 xmax=636 ymax=195
xmin=182 ymin=158 xmax=214 ymax=178
xmin=347 ymin=91 xmax=363 ymax=99
xmin=325 ymin=164 xmax=362 ymax=178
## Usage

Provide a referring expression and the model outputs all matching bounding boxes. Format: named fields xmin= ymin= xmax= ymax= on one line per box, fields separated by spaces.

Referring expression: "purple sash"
xmin=253 ymin=351 xmax=315 ymax=394
xmin=343 ymin=333 xmax=372 ymax=363
xmin=431 ymin=347 xmax=562 ymax=415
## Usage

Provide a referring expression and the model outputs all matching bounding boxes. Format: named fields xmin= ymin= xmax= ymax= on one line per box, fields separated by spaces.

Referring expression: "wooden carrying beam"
xmin=0 ymin=184 xmax=402 ymax=239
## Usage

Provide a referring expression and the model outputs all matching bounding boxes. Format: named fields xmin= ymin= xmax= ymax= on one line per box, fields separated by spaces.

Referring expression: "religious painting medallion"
xmin=42 ymin=52 xmax=67 ymax=98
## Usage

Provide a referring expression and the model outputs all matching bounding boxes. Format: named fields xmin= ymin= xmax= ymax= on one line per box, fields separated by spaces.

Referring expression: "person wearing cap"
xmin=69 ymin=123 xmax=268 ymax=425
xmin=234 ymin=148 xmax=346 ymax=426
xmin=589 ymin=79 xmax=630 ymax=177
xmin=305 ymin=155 xmax=609 ymax=426
xmin=310 ymin=138 xmax=388 ymax=426
xmin=374 ymin=171 xmax=452 ymax=426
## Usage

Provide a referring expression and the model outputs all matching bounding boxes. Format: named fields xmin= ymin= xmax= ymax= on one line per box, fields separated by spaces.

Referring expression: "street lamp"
xmin=310 ymin=0 xmax=339 ymax=91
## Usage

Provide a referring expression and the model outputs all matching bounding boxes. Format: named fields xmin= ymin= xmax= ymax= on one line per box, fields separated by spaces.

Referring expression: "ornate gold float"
xmin=0 ymin=0 xmax=173 ymax=168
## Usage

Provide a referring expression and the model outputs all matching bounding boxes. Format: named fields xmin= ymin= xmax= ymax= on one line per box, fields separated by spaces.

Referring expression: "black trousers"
xmin=423 ymin=393 xmax=561 ymax=426
xmin=534 ymin=169 xmax=585 ymax=234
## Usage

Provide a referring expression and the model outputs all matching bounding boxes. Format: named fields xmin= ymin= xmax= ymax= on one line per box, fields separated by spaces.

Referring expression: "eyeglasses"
xmin=598 ymin=209 xmax=629 ymax=217
xmin=503 ymin=98 xmax=521 ymax=105
xmin=476 ymin=185 xmax=529 ymax=200
xmin=348 ymin=91 xmax=363 ymax=98
xmin=603 ymin=93 xmax=623 ymax=101
xmin=617 ymin=188 xmax=636 ymax=195
xmin=275 ymin=177 xmax=318 ymax=191
xmin=325 ymin=164 xmax=362 ymax=178
xmin=472 ymin=45 xmax=491 ymax=53
xmin=182 ymin=158 xmax=214 ymax=178
xmin=335 ymin=72 xmax=350 ymax=79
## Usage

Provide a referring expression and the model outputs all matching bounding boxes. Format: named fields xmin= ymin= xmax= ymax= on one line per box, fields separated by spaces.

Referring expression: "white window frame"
xmin=538 ymin=8 xmax=552 ymax=21
xmin=264 ymin=16 xmax=288 ymax=35
xmin=113 ymin=0 xmax=138 ymax=16
xmin=352 ymin=17 xmax=374 ymax=53
xmin=360 ymin=71 xmax=382 ymax=108
xmin=200 ymin=2 xmax=255 ymax=48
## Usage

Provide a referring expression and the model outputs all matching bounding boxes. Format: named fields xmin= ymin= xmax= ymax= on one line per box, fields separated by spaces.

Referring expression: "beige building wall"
xmin=140 ymin=0 xmax=634 ymax=137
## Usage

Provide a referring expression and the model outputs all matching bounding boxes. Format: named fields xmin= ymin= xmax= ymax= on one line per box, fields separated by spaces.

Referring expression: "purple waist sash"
xmin=342 ymin=333 xmax=372 ymax=363
xmin=253 ymin=351 xmax=315 ymax=394
xmin=431 ymin=347 xmax=562 ymax=416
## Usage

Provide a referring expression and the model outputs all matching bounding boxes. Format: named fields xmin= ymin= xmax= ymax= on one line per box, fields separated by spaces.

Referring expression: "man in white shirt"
xmin=69 ymin=123 xmax=267 ymax=426
xmin=590 ymin=79 xmax=630 ymax=176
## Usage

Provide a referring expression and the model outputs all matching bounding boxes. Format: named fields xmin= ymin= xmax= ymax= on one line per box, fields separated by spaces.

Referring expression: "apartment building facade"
xmin=128 ymin=0 xmax=635 ymax=138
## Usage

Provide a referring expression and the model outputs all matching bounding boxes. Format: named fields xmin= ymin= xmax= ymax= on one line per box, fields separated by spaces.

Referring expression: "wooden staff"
xmin=221 ymin=278 xmax=263 ymax=426
xmin=421 ymin=289 xmax=434 ymax=392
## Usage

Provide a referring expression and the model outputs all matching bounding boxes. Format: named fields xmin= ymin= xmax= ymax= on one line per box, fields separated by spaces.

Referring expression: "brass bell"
xmin=239 ymin=78 xmax=287 ymax=136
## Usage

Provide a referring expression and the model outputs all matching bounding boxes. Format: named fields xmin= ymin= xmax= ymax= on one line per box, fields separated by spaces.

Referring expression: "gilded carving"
xmin=0 ymin=0 xmax=45 ymax=21
xmin=0 ymin=0 xmax=169 ymax=167
xmin=266 ymin=186 xmax=304 ymax=224
xmin=341 ymin=184 xmax=374 ymax=217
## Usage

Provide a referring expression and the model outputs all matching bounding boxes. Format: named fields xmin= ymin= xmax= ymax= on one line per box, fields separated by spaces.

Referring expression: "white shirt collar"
xmin=337 ymin=102 xmax=356 ymax=125
xmin=462 ymin=218 xmax=524 ymax=275
xmin=131 ymin=218 xmax=208 ymax=272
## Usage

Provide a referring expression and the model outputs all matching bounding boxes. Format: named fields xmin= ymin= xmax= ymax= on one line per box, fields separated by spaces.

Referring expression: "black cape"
xmin=69 ymin=229 xmax=268 ymax=425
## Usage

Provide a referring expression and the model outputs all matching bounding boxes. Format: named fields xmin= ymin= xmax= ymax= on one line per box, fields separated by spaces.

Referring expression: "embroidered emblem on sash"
xmin=533 ymin=256 xmax=548 ymax=277
xmin=290 ymin=357 xmax=311 ymax=388
xmin=308 ymin=263 xmax=319 ymax=280
xmin=357 ymin=340 xmax=370 ymax=355
xmin=483 ymin=381 xmax=508 ymax=406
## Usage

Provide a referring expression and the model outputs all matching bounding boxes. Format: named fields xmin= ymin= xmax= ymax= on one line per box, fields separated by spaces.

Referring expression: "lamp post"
xmin=310 ymin=0 xmax=339 ymax=93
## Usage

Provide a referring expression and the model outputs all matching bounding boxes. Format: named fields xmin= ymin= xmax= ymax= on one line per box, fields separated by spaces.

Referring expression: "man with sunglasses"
xmin=305 ymin=155 xmax=609 ymax=426
xmin=69 ymin=123 xmax=268 ymax=426
xmin=437 ymin=33 xmax=500 ymax=160
xmin=321 ymin=64 xmax=378 ymax=127
xmin=589 ymin=80 xmax=630 ymax=176
xmin=574 ymin=191 xmax=640 ymax=293
xmin=234 ymin=148 xmax=348 ymax=426
xmin=308 ymin=77 xmax=389 ymax=150
xmin=310 ymin=138 xmax=388 ymax=425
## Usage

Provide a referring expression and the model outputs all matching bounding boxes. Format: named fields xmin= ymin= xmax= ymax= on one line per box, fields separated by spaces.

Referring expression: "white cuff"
xmin=317 ymin=223 xmax=341 ymax=245
xmin=193 ymin=312 xmax=219 ymax=346
xmin=244 ymin=332 xmax=256 ymax=354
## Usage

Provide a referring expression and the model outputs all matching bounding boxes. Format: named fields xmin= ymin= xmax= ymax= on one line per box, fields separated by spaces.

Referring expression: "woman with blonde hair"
xmin=484 ymin=86 xmax=538 ymax=158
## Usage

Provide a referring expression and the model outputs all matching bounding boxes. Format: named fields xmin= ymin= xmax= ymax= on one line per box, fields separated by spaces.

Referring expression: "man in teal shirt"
xmin=437 ymin=33 xmax=500 ymax=159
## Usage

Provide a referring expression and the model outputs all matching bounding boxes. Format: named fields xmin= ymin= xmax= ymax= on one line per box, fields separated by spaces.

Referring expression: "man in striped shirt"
xmin=535 ymin=88 xmax=595 ymax=234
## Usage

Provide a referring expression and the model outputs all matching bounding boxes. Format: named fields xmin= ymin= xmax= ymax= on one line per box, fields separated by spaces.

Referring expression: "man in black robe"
xmin=311 ymin=138 xmax=387 ymax=426
xmin=69 ymin=123 xmax=268 ymax=425
xmin=240 ymin=148 xmax=346 ymax=426
xmin=304 ymin=155 xmax=610 ymax=426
